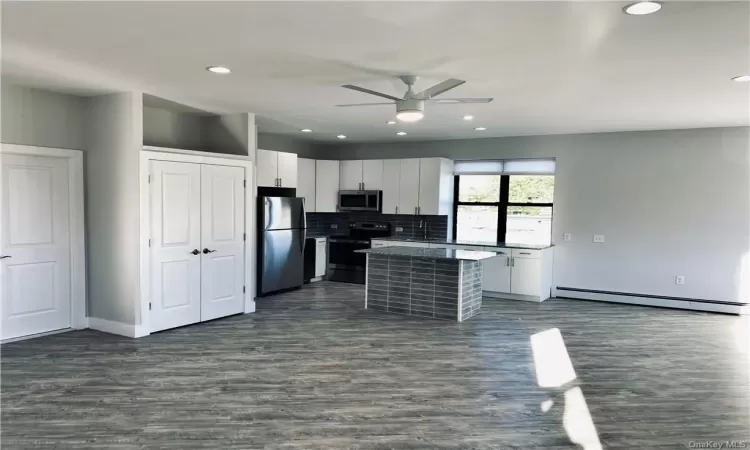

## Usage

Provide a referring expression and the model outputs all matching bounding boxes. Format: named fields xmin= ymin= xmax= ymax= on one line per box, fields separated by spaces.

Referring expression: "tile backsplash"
xmin=307 ymin=212 xmax=448 ymax=240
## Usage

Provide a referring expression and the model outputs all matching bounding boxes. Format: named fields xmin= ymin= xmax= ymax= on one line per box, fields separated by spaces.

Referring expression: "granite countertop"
xmin=356 ymin=246 xmax=502 ymax=261
xmin=372 ymin=237 xmax=553 ymax=250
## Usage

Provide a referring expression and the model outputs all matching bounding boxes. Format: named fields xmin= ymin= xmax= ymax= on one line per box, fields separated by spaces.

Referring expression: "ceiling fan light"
xmin=396 ymin=110 xmax=424 ymax=122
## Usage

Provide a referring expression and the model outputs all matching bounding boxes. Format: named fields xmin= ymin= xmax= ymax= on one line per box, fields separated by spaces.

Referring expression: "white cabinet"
xmin=362 ymin=160 xmax=384 ymax=190
xmin=256 ymin=149 xmax=297 ymax=187
xmin=340 ymin=160 xmax=384 ymax=190
xmin=418 ymin=158 xmax=454 ymax=216
xmin=340 ymin=160 xmax=362 ymax=190
xmin=297 ymin=158 xmax=316 ymax=212
xmin=398 ymin=159 xmax=421 ymax=215
xmin=510 ymin=256 xmax=541 ymax=296
xmin=315 ymin=160 xmax=340 ymax=212
xmin=382 ymin=159 xmax=401 ymax=214
xmin=315 ymin=238 xmax=327 ymax=278
xmin=482 ymin=247 xmax=512 ymax=293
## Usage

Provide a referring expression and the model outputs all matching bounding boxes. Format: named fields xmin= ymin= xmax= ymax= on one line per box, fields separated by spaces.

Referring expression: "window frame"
xmin=452 ymin=175 xmax=554 ymax=243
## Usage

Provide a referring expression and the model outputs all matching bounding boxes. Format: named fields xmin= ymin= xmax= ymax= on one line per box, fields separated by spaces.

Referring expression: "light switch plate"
xmin=395 ymin=227 xmax=404 ymax=232
xmin=330 ymin=224 xmax=338 ymax=229
xmin=563 ymin=233 xmax=572 ymax=242
xmin=593 ymin=234 xmax=605 ymax=243
xmin=675 ymin=276 xmax=685 ymax=285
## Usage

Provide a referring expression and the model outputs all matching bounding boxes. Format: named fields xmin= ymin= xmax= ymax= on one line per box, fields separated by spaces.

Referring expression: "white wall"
xmin=85 ymin=92 xmax=143 ymax=324
xmin=1 ymin=83 xmax=87 ymax=149
xmin=321 ymin=127 xmax=750 ymax=303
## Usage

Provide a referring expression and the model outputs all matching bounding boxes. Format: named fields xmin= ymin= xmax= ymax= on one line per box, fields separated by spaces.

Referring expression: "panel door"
xmin=200 ymin=164 xmax=245 ymax=321
xmin=277 ymin=151 xmax=298 ymax=188
xmin=297 ymin=158 xmax=316 ymax=212
xmin=362 ymin=160 xmax=384 ymax=191
xmin=256 ymin=149 xmax=278 ymax=187
xmin=149 ymin=160 xmax=202 ymax=332
xmin=511 ymin=257 xmax=541 ymax=297
xmin=315 ymin=160 xmax=340 ymax=212
xmin=381 ymin=159 xmax=401 ymax=214
xmin=1 ymin=154 xmax=71 ymax=340
xmin=398 ymin=159 xmax=420 ymax=215
xmin=418 ymin=158 xmax=441 ymax=215
xmin=339 ymin=160 xmax=363 ymax=190
xmin=481 ymin=248 xmax=512 ymax=293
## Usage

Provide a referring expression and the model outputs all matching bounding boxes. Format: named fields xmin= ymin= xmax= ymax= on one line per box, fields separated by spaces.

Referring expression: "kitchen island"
xmin=355 ymin=246 xmax=500 ymax=321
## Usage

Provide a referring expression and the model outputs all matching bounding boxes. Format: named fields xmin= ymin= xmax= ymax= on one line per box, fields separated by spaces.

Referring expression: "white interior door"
xmin=1 ymin=154 xmax=71 ymax=340
xmin=256 ymin=149 xmax=278 ymax=187
xmin=149 ymin=160 xmax=202 ymax=332
xmin=398 ymin=159 xmax=420 ymax=215
xmin=276 ymin=152 xmax=298 ymax=188
xmin=200 ymin=164 xmax=245 ymax=321
xmin=362 ymin=160 xmax=384 ymax=190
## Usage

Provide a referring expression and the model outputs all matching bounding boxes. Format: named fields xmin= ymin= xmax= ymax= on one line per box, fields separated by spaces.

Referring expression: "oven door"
xmin=328 ymin=239 xmax=370 ymax=269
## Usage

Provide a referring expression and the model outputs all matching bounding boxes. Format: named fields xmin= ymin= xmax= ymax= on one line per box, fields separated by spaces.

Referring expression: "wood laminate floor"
xmin=2 ymin=281 xmax=749 ymax=449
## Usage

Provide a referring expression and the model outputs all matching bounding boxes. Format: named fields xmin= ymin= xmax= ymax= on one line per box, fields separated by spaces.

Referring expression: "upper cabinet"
xmin=340 ymin=160 xmax=384 ymax=191
xmin=297 ymin=158 xmax=316 ymax=212
xmin=398 ymin=159 xmax=421 ymax=215
xmin=381 ymin=159 xmax=401 ymax=214
xmin=256 ymin=149 xmax=297 ymax=188
xmin=315 ymin=160 xmax=340 ymax=213
xmin=417 ymin=158 xmax=454 ymax=216
xmin=382 ymin=158 xmax=453 ymax=216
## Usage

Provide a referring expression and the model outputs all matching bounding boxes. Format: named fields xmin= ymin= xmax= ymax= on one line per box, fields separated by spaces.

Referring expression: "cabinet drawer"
xmin=431 ymin=243 xmax=483 ymax=251
xmin=392 ymin=241 xmax=429 ymax=248
xmin=512 ymin=248 xmax=540 ymax=259
xmin=371 ymin=240 xmax=391 ymax=248
xmin=483 ymin=246 xmax=511 ymax=256
xmin=315 ymin=237 xmax=327 ymax=245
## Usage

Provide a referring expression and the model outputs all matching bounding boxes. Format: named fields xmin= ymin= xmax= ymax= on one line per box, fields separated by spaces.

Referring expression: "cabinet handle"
xmin=396 ymin=206 xmax=399 ymax=214
xmin=519 ymin=252 xmax=531 ymax=255
xmin=511 ymin=257 xmax=515 ymax=267
xmin=506 ymin=256 xmax=510 ymax=266
xmin=414 ymin=206 xmax=418 ymax=215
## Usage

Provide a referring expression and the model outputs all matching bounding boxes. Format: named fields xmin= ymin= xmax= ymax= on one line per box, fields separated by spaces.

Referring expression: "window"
xmin=453 ymin=172 xmax=554 ymax=245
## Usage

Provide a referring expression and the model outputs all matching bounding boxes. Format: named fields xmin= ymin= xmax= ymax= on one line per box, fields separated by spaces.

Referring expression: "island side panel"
xmin=387 ymin=255 xmax=412 ymax=315
xmin=410 ymin=257 xmax=436 ymax=319
xmin=434 ymin=259 xmax=461 ymax=321
xmin=461 ymin=260 xmax=484 ymax=320
xmin=366 ymin=254 xmax=389 ymax=312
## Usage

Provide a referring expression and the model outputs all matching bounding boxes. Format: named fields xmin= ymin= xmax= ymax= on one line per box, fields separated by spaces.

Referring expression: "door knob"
xmin=202 ymin=248 xmax=217 ymax=254
xmin=0 ymin=255 xmax=11 ymax=259
xmin=190 ymin=249 xmax=200 ymax=255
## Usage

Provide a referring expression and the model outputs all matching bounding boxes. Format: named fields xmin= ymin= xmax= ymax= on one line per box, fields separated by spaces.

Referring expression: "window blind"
xmin=453 ymin=158 xmax=555 ymax=175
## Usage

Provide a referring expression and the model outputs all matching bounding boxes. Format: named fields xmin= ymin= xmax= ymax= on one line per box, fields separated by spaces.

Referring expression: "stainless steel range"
xmin=327 ymin=221 xmax=391 ymax=284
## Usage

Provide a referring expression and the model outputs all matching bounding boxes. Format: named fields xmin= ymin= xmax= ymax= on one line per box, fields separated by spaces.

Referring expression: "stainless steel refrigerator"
xmin=257 ymin=196 xmax=306 ymax=296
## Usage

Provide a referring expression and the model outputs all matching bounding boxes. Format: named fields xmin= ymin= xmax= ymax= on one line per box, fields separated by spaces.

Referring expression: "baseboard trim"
xmin=2 ymin=328 xmax=74 ymax=344
xmin=88 ymin=317 xmax=142 ymax=338
xmin=483 ymin=291 xmax=546 ymax=303
xmin=553 ymin=287 xmax=749 ymax=315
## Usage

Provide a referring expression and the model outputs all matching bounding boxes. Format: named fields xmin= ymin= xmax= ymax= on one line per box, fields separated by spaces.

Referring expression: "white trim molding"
xmin=552 ymin=287 xmax=748 ymax=315
xmin=0 ymin=144 xmax=88 ymax=335
xmin=88 ymin=317 xmax=149 ymax=338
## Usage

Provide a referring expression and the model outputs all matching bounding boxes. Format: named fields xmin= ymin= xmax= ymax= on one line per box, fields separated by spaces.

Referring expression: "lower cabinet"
xmin=481 ymin=248 xmax=511 ymax=293
xmin=315 ymin=238 xmax=327 ymax=278
xmin=509 ymin=255 xmax=541 ymax=296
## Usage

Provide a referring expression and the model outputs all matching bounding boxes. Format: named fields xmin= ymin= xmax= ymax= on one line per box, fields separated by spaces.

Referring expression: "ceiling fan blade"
xmin=415 ymin=78 xmax=466 ymax=100
xmin=432 ymin=97 xmax=494 ymax=104
xmin=341 ymin=84 xmax=401 ymax=101
xmin=335 ymin=102 xmax=395 ymax=107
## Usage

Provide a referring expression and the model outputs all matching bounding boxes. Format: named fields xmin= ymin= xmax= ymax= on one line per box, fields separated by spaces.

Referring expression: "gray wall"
xmin=85 ymin=92 xmax=143 ymax=324
xmin=257 ymin=132 xmax=321 ymax=158
xmin=143 ymin=107 xmax=249 ymax=155
xmin=319 ymin=127 xmax=750 ymax=303
xmin=1 ymin=83 xmax=87 ymax=149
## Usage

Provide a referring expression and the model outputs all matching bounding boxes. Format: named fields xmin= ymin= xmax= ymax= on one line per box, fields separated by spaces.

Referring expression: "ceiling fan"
xmin=337 ymin=75 xmax=493 ymax=122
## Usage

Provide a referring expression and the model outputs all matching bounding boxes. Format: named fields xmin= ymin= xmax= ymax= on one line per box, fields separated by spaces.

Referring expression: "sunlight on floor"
xmin=530 ymin=327 xmax=577 ymax=388
xmin=531 ymin=328 xmax=603 ymax=450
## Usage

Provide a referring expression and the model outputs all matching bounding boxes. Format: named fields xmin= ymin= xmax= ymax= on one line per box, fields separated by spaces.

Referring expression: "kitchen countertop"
xmin=372 ymin=237 xmax=553 ymax=250
xmin=355 ymin=246 xmax=501 ymax=261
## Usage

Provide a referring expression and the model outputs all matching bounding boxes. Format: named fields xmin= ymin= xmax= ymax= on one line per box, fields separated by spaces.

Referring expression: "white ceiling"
xmin=2 ymin=1 xmax=748 ymax=143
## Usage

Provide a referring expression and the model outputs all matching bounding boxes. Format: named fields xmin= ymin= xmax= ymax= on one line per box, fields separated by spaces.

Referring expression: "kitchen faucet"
xmin=419 ymin=219 xmax=430 ymax=240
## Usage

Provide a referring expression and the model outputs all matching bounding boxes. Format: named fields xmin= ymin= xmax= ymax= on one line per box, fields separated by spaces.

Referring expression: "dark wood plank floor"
xmin=2 ymin=281 xmax=748 ymax=449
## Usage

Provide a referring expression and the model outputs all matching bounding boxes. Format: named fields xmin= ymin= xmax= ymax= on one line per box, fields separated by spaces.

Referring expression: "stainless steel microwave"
xmin=338 ymin=190 xmax=382 ymax=212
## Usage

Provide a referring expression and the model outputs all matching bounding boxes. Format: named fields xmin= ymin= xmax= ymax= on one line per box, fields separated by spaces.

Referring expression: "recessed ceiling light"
xmin=474 ymin=127 xmax=487 ymax=131
xmin=396 ymin=131 xmax=407 ymax=136
xmin=300 ymin=128 xmax=312 ymax=133
xmin=206 ymin=66 xmax=231 ymax=74
xmin=463 ymin=115 xmax=474 ymax=121
xmin=623 ymin=1 xmax=662 ymax=15
xmin=386 ymin=120 xmax=396 ymax=125
xmin=731 ymin=75 xmax=750 ymax=82
xmin=337 ymin=134 xmax=347 ymax=139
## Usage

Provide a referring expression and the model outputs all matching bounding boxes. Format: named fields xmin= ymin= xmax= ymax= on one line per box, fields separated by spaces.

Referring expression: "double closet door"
xmin=149 ymin=160 xmax=246 ymax=333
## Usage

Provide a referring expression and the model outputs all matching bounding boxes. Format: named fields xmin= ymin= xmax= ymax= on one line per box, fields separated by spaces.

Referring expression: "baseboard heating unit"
xmin=552 ymin=287 xmax=748 ymax=315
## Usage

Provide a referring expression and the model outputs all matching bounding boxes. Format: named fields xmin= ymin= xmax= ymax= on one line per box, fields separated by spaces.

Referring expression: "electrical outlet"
xmin=675 ymin=276 xmax=685 ymax=285
xmin=593 ymin=234 xmax=605 ymax=243
xmin=330 ymin=224 xmax=338 ymax=229
xmin=563 ymin=233 xmax=572 ymax=242
xmin=395 ymin=227 xmax=404 ymax=232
